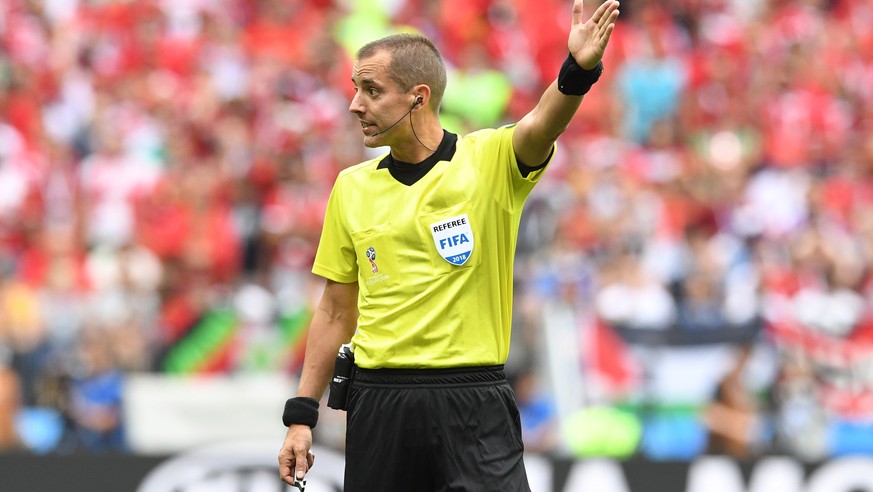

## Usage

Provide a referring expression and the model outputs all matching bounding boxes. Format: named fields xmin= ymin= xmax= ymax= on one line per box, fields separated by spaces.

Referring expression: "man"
xmin=279 ymin=1 xmax=620 ymax=490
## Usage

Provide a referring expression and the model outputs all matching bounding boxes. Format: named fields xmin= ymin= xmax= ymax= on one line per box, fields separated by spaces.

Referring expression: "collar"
xmin=376 ymin=130 xmax=458 ymax=186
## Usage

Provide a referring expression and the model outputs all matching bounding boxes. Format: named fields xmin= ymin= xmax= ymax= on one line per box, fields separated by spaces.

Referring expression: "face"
xmin=350 ymin=51 xmax=416 ymax=147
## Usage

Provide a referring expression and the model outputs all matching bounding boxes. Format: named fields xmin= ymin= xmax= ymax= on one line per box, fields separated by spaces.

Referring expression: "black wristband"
xmin=558 ymin=53 xmax=603 ymax=96
xmin=283 ymin=397 xmax=319 ymax=428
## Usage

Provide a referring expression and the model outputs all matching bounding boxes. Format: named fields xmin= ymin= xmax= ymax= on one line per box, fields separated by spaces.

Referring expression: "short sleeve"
xmin=468 ymin=125 xmax=556 ymax=212
xmin=311 ymin=178 xmax=358 ymax=283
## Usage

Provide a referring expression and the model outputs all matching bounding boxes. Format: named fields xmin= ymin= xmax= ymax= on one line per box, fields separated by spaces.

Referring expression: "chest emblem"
xmin=365 ymin=246 xmax=379 ymax=273
xmin=430 ymin=214 xmax=474 ymax=266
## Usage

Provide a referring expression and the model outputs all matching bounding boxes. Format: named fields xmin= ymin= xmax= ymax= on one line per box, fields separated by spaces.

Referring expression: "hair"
xmin=356 ymin=33 xmax=447 ymax=108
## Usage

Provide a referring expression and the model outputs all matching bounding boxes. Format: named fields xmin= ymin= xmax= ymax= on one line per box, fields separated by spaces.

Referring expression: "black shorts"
xmin=343 ymin=365 xmax=530 ymax=492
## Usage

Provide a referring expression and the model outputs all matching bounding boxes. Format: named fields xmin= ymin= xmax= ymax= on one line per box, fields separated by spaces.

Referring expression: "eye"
xmin=368 ymin=87 xmax=379 ymax=97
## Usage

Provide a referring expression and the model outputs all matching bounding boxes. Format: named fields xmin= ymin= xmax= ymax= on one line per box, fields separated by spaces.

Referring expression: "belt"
xmin=353 ymin=364 xmax=506 ymax=386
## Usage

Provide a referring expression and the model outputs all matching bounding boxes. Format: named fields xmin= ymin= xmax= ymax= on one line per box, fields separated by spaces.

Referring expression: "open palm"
xmin=569 ymin=0 xmax=620 ymax=70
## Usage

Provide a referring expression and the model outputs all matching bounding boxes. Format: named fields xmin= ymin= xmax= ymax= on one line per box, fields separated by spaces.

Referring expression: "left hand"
xmin=568 ymin=0 xmax=621 ymax=70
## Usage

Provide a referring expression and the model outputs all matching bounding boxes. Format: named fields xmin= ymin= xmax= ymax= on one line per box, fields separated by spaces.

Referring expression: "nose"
xmin=349 ymin=92 xmax=364 ymax=115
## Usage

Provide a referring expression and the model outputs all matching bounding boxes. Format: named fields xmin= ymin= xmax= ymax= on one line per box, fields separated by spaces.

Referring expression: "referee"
xmin=278 ymin=1 xmax=620 ymax=490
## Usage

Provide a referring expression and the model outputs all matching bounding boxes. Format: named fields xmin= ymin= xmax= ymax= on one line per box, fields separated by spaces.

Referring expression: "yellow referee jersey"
xmin=312 ymin=125 xmax=554 ymax=368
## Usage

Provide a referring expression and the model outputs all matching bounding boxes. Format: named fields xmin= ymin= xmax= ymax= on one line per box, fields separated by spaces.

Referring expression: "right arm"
xmin=278 ymin=278 xmax=359 ymax=485
xmin=297 ymin=279 xmax=360 ymax=400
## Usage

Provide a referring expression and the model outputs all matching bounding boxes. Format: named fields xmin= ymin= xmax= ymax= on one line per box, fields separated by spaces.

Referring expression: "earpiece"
xmin=414 ymin=96 xmax=423 ymax=107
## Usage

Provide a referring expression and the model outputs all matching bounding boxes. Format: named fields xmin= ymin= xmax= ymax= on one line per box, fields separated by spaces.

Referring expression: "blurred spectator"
xmin=1 ymin=270 xmax=50 ymax=407
xmin=510 ymin=363 xmax=558 ymax=453
xmin=0 ymin=347 xmax=23 ymax=450
xmin=595 ymin=248 xmax=678 ymax=331
xmin=78 ymin=116 xmax=161 ymax=249
xmin=615 ymin=6 xmax=688 ymax=143
xmin=702 ymin=343 xmax=769 ymax=459
xmin=442 ymin=43 xmax=513 ymax=132
xmin=770 ymin=348 xmax=828 ymax=460
xmin=67 ymin=330 xmax=126 ymax=452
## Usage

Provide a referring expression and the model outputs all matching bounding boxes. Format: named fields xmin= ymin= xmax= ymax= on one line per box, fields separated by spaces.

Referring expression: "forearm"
xmin=514 ymin=81 xmax=583 ymax=166
xmin=534 ymin=81 xmax=584 ymax=142
xmin=296 ymin=309 xmax=356 ymax=400
xmin=296 ymin=281 xmax=358 ymax=400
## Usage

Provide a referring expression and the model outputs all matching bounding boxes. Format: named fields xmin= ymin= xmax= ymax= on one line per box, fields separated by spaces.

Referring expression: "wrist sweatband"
xmin=283 ymin=397 xmax=319 ymax=428
xmin=558 ymin=53 xmax=603 ymax=96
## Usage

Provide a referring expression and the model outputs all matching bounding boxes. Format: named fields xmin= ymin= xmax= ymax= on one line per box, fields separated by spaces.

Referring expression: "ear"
xmin=412 ymin=84 xmax=432 ymax=109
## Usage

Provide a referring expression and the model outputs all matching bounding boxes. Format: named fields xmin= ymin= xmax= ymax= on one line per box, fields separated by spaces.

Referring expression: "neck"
xmin=390 ymin=118 xmax=443 ymax=163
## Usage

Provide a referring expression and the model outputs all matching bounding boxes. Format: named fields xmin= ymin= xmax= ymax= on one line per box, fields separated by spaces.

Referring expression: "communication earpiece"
xmin=413 ymin=96 xmax=423 ymax=107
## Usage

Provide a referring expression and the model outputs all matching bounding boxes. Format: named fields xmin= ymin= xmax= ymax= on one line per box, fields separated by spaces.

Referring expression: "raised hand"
xmin=568 ymin=0 xmax=620 ymax=70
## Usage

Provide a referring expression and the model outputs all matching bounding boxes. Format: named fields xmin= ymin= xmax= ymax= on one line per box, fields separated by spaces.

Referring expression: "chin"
xmin=362 ymin=136 xmax=382 ymax=148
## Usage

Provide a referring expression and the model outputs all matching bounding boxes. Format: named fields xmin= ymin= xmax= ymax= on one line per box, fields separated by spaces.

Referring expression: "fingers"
xmin=597 ymin=5 xmax=620 ymax=44
xmin=590 ymin=0 xmax=619 ymax=28
xmin=278 ymin=448 xmax=296 ymax=485
xmin=591 ymin=0 xmax=619 ymax=46
xmin=279 ymin=450 xmax=313 ymax=484
xmin=294 ymin=449 xmax=314 ymax=480
xmin=279 ymin=436 xmax=315 ymax=485
xmin=571 ymin=0 xmax=585 ymax=26
xmin=577 ymin=0 xmax=619 ymax=42
xmin=599 ymin=23 xmax=616 ymax=49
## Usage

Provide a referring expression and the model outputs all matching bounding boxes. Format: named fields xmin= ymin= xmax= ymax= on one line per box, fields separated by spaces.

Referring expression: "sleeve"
xmin=469 ymin=125 xmax=557 ymax=212
xmin=311 ymin=177 xmax=358 ymax=283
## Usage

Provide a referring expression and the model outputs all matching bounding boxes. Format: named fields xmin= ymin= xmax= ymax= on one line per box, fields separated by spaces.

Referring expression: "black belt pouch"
xmin=327 ymin=346 xmax=355 ymax=410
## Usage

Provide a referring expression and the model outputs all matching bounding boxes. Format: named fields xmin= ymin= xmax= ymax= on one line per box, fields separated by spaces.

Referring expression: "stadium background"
xmin=2 ymin=0 xmax=873 ymax=490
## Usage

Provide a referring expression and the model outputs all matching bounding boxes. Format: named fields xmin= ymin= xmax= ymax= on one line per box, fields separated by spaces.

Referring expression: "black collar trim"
xmin=376 ymin=131 xmax=458 ymax=186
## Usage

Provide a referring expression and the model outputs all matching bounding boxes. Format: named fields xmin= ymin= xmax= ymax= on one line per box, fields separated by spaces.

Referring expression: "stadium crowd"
xmin=1 ymin=0 xmax=873 ymax=460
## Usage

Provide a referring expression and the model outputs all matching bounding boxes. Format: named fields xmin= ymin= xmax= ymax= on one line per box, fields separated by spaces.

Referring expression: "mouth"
xmin=360 ymin=120 xmax=376 ymax=135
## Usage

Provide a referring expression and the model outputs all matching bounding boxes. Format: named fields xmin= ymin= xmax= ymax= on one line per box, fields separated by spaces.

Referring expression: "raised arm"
xmin=513 ymin=0 xmax=620 ymax=167
xmin=278 ymin=278 xmax=359 ymax=486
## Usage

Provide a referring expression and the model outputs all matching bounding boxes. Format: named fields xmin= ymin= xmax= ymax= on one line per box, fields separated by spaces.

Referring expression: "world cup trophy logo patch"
xmin=365 ymin=247 xmax=379 ymax=273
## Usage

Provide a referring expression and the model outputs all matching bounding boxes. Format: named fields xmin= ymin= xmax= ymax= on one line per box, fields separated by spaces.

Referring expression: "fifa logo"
xmin=438 ymin=234 xmax=470 ymax=249
xmin=365 ymin=247 xmax=378 ymax=273
xmin=430 ymin=214 xmax=474 ymax=266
